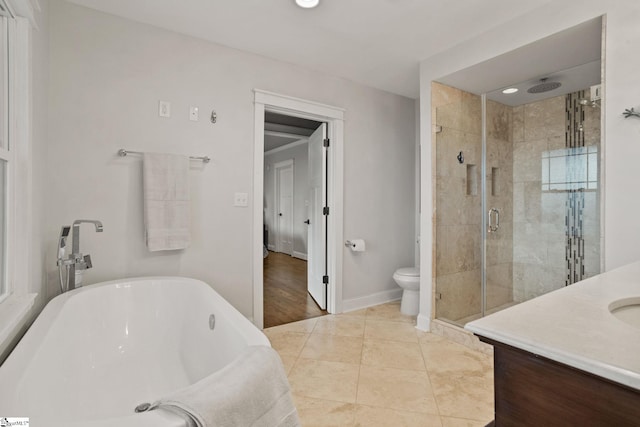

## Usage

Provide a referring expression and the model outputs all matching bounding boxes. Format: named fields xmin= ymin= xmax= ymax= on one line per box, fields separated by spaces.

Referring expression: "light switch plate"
xmin=159 ymin=101 xmax=171 ymax=118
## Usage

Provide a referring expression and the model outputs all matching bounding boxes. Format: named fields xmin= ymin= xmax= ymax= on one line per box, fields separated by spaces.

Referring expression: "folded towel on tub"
xmin=143 ymin=153 xmax=190 ymax=251
xmin=149 ymin=346 xmax=300 ymax=427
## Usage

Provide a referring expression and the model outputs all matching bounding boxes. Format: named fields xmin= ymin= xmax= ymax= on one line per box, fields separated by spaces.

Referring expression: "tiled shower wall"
xmin=433 ymin=82 xmax=600 ymax=322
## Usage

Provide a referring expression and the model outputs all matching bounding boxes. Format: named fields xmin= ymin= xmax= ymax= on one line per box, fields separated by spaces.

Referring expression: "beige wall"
xmin=46 ymin=0 xmax=416 ymax=317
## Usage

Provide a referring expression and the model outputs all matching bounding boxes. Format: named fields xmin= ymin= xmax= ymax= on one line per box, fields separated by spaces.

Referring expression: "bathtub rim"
xmin=0 ymin=276 xmax=271 ymax=427
xmin=4 ymin=276 xmax=270 ymax=365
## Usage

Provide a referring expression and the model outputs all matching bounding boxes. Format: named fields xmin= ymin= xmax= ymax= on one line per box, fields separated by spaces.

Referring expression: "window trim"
xmin=0 ymin=15 xmax=12 ymax=303
xmin=9 ymin=16 xmax=31 ymax=297
xmin=0 ymin=11 xmax=37 ymax=357
xmin=0 ymin=13 xmax=31 ymax=300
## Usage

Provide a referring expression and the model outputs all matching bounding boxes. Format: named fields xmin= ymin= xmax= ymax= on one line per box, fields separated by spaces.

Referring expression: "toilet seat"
xmin=395 ymin=267 xmax=419 ymax=277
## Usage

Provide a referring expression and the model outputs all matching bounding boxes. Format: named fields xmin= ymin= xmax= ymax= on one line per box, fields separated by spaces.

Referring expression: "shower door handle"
xmin=488 ymin=208 xmax=500 ymax=233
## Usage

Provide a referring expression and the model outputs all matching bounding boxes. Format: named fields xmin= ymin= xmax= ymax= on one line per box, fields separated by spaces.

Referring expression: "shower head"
xmin=578 ymin=98 xmax=600 ymax=108
xmin=527 ymin=78 xmax=562 ymax=94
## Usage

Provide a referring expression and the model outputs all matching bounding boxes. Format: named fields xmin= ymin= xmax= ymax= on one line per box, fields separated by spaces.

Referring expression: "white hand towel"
xmin=143 ymin=153 xmax=190 ymax=251
xmin=149 ymin=346 xmax=300 ymax=427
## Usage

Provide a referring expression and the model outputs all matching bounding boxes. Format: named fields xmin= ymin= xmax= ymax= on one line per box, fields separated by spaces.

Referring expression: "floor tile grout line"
xmin=277 ymin=304 xmax=494 ymax=426
xmin=361 ymin=336 xmax=426 ymax=363
xmin=352 ymin=402 xmax=440 ymax=417
xmin=420 ymin=335 xmax=444 ymax=418
xmin=297 ymin=330 xmax=316 ymax=359
xmin=354 ymin=344 xmax=364 ymax=408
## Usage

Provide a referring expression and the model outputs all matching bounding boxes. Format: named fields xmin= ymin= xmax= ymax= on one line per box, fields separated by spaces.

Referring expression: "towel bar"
xmin=118 ymin=149 xmax=210 ymax=163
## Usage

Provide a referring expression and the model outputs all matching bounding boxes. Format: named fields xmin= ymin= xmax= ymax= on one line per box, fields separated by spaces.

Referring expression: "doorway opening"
xmin=263 ymin=112 xmax=328 ymax=328
xmin=253 ymin=90 xmax=345 ymax=330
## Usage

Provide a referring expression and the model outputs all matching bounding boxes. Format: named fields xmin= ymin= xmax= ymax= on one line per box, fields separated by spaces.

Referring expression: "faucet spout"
xmin=67 ymin=219 xmax=104 ymax=291
xmin=73 ymin=219 xmax=103 ymax=233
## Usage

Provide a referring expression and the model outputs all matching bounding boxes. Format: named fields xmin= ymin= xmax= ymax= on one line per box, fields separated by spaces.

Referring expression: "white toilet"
xmin=393 ymin=267 xmax=420 ymax=316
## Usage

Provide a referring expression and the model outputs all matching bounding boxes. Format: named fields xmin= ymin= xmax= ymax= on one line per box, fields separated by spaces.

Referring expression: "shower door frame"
xmin=480 ymin=94 xmax=488 ymax=319
xmin=434 ymin=89 xmax=603 ymax=327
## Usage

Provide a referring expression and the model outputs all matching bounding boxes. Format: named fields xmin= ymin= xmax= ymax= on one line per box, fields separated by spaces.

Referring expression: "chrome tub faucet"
xmin=57 ymin=219 xmax=103 ymax=293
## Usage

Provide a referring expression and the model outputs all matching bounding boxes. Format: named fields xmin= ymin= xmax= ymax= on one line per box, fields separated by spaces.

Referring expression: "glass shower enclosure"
xmin=433 ymin=76 xmax=602 ymax=326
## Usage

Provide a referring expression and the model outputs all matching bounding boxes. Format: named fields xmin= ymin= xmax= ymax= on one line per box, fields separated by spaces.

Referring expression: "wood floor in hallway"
xmin=264 ymin=251 xmax=328 ymax=328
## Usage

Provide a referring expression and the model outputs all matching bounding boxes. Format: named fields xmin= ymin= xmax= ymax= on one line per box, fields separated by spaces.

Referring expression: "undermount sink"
xmin=609 ymin=297 xmax=640 ymax=329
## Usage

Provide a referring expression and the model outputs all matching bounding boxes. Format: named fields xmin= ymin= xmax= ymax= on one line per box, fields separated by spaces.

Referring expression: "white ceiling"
xmin=439 ymin=17 xmax=602 ymax=106
xmin=65 ymin=0 xmax=555 ymax=99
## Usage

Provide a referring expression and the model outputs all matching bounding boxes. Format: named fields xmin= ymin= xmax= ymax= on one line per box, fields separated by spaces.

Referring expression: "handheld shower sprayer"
xmin=57 ymin=226 xmax=72 ymax=293
xmin=578 ymin=98 xmax=600 ymax=108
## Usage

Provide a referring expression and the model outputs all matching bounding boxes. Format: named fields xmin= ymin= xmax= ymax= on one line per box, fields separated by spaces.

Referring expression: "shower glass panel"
xmin=433 ymin=77 xmax=602 ymax=327
xmin=484 ymin=99 xmax=514 ymax=315
xmin=503 ymin=88 xmax=601 ymax=306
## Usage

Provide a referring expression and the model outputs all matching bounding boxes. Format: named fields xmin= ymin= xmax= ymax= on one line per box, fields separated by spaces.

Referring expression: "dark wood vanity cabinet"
xmin=479 ymin=337 xmax=640 ymax=427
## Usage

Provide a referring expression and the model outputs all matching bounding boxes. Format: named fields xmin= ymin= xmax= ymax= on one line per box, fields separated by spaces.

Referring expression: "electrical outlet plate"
xmin=234 ymin=192 xmax=249 ymax=207
xmin=189 ymin=106 xmax=199 ymax=121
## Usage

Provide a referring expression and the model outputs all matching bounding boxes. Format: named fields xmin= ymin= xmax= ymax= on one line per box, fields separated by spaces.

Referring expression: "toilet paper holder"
xmin=344 ymin=239 xmax=365 ymax=252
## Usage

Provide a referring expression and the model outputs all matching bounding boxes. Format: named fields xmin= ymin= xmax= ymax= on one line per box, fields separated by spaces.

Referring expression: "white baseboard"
xmin=342 ymin=288 xmax=402 ymax=313
xmin=292 ymin=251 xmax=307 ymax=260
xmin=416 ymin=314 xmax=431 ymax=331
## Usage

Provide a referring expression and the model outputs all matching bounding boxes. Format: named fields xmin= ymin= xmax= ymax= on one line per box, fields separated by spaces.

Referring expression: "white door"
xmin=275 ymin=162 xmax=294 ymax=255
xmin=307 ymin=123 xmax=327 ymax=309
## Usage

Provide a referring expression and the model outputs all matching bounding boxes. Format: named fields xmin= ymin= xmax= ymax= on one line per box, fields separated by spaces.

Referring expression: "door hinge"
xmin=322 ymin=275 xmax=329 ymax=284
xmin=323 ymin=206 xmax=330 ymax=215
xmin=323 ymin=138 xmax=330 ymax=148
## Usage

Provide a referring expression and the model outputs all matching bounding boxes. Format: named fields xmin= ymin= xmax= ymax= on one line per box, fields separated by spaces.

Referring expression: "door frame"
xmin=273 ymin=159 xmax=294 ymax=254
xmin=253 ymin=89 xmax=344 ymax=329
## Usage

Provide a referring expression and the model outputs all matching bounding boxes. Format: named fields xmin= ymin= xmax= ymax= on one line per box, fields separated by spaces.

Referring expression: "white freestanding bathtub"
xmin=0 ymin=277 xmax=271 ymax=427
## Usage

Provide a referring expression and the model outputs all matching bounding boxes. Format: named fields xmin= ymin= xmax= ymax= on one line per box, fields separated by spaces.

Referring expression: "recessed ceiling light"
xmin=296 ymin=0 xmax=319 ymax=8
xmin=502 ymin=88 xmax=518 ymax=94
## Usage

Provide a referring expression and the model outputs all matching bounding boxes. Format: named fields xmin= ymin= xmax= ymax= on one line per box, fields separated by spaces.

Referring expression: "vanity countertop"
xmin=466 ymin=261 xmax=640 ymax=390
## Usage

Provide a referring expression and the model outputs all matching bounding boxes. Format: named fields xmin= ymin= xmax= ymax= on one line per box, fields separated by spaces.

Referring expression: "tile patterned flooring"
xmin=264 ymin=301 xmax=494 ymax=427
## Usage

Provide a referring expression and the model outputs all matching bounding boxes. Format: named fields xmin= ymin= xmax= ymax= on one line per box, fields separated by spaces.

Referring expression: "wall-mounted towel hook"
xmin=211 ymin=110 xmax=217 ymax=124
xmin=457 ymin=151 xmax=464 ymax=164
xmin=623 ymin=108 xmax=640 ymax=119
